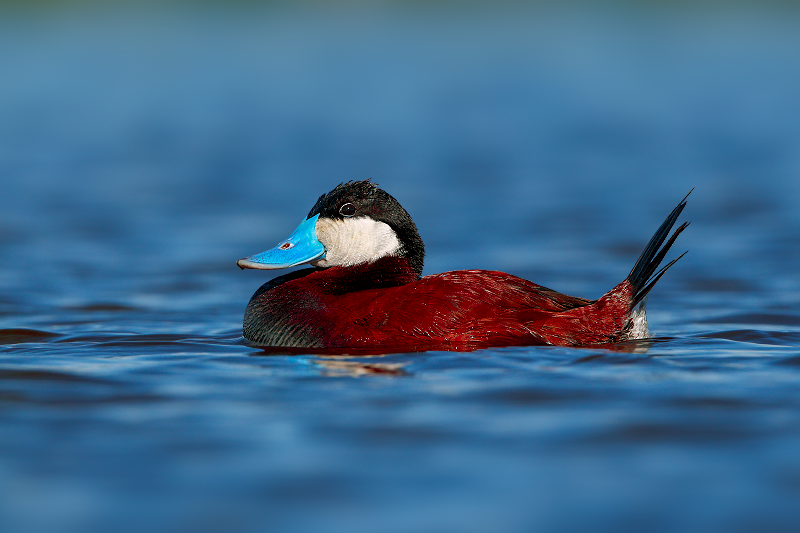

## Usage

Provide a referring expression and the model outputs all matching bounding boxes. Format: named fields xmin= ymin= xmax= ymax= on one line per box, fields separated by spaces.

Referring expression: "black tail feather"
xmin=627 ymin=191 xmax=691 ymax=309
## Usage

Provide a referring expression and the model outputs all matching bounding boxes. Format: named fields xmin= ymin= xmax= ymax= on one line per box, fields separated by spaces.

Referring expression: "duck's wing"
xmin=433 ymin=270 xmax=592 ymax=312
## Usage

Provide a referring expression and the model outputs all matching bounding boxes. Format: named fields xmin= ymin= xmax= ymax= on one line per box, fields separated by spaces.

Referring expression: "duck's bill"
xmin=237 ymin=214 xmax=326 ymax=270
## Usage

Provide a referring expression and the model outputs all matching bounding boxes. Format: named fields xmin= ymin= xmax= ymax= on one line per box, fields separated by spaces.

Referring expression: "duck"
xmin=237 ymin=180 xmax=689 ymax=352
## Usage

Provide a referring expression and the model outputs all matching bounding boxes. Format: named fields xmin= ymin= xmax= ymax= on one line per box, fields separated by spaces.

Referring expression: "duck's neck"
xmin=315 ymin=255 xmax=419 ymax=294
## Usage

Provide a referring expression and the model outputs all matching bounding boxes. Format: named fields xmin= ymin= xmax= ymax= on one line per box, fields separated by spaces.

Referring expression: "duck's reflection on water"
xmin=249 ymin=337 xmax=654 ymax=377
xmin=251 ymin=345 xmax=416 ymax=376
xmin=310 ymin=356 xmax=409 ymax=377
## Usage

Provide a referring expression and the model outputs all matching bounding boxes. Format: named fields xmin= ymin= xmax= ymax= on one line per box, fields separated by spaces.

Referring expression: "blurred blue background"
xmin=2 ymin=2 xmax=800 ymax=533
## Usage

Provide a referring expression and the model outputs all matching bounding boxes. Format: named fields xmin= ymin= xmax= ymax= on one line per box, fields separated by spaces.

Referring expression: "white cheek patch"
xmin=310 ymin=217 xmax=401 ymax=269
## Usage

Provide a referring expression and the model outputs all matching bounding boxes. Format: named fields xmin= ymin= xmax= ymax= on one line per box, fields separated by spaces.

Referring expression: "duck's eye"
xmin=339 ymin=203 xmax=356 ymax=217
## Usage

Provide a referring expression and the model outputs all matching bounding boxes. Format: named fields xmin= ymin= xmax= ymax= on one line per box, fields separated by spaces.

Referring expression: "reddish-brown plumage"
xmin=244 ymin=256 xmax=638 ymax=351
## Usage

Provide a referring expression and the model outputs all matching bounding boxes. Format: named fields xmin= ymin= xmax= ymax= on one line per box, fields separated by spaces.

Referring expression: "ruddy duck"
xmin=238 ymin=181 xmax=689 ymax=352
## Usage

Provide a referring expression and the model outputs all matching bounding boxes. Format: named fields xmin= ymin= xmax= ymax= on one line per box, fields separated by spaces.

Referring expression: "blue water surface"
xmin=2 ymin=4 xmax=800 ymax=532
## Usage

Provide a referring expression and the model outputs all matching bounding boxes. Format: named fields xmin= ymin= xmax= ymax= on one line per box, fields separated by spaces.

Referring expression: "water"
xmin=2 ymin=4 xmax=800 ymax=532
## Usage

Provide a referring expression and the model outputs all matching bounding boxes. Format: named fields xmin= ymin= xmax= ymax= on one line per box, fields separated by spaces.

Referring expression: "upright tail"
xmin=627 ymin=191 xmax=692 ymax=309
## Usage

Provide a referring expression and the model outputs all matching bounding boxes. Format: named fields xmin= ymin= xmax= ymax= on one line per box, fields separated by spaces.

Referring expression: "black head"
xmin=307 ymin=180 xmax=425 ymax=277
